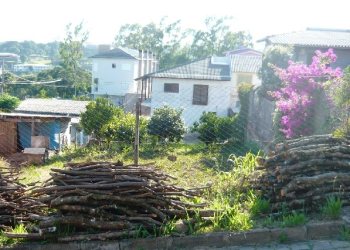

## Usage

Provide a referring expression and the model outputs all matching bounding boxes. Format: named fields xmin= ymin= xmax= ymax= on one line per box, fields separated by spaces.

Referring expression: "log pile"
xmin=31 ymin=161 xmax=208 ymax=241
xmin=252 ymin=134 xmax=350 ymax=211
xmin=0 ymin=161 xmax=44 ymax=229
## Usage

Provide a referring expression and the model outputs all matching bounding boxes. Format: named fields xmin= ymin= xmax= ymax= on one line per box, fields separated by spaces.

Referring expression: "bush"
xmin=80 ymin=97 xmax=122 ymax=141
xmin=102 ymin=113 xmax=148 ymax=145
xmin=321 ymin=196 xmax=342 ymax=219
xmin=0 ymin=94 xmax=20 ymax=112
xmin=148 ymin=105 xmax=186 ymax=143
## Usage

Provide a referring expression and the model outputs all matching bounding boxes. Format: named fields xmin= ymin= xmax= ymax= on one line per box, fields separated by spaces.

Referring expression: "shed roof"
xmin=258 ymin=28 xmax=350 ymax=48
xmin=14 ymin=99 xmax=89 ymax=117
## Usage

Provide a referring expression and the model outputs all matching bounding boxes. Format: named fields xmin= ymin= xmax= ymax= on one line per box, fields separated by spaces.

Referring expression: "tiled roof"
xmin=231 ymin=55 xmax=262 ymax=73
xmin=14 ymin=99 xmax=89 ymax=117
xmin=143 ymin=57 xmax=231 ymax=81
xmin=259 ymin=28 xmax=350 ymax=48
xmin=90 ymin=48 xmax=138 ymax=59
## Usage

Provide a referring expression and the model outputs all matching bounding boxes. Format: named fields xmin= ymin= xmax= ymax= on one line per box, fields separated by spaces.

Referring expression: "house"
xmin=13 ymin=64 xmax=52 ymax=73
xmin=90 ymin=46 xmax=158 ymax=112
xmin=258 ymin=28 xmax=350 ymax=68
xmin=0 ymin=98 xmax=89 ymax=156
xmin=137 ymin=49 xmax=262 ymax=127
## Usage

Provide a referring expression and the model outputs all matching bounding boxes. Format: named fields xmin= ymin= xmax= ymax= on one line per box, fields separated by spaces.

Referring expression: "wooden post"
xmin=134 ymin=101 xmax=140 ymax=166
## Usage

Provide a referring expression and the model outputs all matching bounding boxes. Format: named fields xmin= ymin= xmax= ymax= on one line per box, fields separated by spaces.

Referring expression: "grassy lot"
xmin=1 ymin=142 xmax=343 ymax=244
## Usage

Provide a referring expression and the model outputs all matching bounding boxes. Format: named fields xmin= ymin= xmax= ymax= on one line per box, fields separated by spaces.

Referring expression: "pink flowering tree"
xmin=271 ymin=49 xmax=343 ymax=139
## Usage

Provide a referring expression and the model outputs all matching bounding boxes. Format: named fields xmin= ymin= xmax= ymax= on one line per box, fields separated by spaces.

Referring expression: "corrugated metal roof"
xmin=143 ymin=57 xmax=231 ymax=81
xmin=14 ymin=99 xmax=89 ymax=117
xmin=231 ymin=55 xmax=262 ymax=73
xmin=260 ymin=29 xmax=350 ymax=48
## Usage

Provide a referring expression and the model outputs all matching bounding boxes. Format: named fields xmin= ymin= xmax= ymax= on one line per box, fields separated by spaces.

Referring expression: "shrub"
xmin=192 ymin=112 xmax=237 ymax=144
xmin=282 ymin=211 xmax=306 ymax=227
xmin=148 ymin=105 xmax=186 ymax=143
xmin=102 ymin=113 xmax=148 ymax=145
xmin=80 ymin=97 xmax=122 ymax=141
xmin=0 ymin=94 xmax=20 ymax=112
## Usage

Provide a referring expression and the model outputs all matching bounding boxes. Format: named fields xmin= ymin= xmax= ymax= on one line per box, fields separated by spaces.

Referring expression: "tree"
xmin=0 ymin=94 xmax=20 ymax=112
xmin=115 ymin=18 xmax=188 ymax=69
xmin=59 ymin=22 xmax=90 ymax=96
xmin=80 ymin=98 xmax=122 ymax=141
xmin=258 ymin=45 xmax=293 ymax=95
xmin=272 ymin=49 xmax=342 ymax=139
xmin=147 ymin=105 xmax=186 ymax=142
xmin=190 ymin=17 xmax=252 ymax=59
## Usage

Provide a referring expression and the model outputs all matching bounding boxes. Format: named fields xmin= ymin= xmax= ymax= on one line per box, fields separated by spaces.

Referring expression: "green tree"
xmin=59 ymin=22 xmax=90 ymax=96
xmin=190 ymin=17 xmax=252 ymax=59
xmin=0 ymin=94 xmax=20 ymax=112
xmin=80 ymin=98 xmax=122 ymax=141
xmin=258 ymin=45 xmax=293 ymax=95
xmin=148 ymin=105 xmax=186 ymax=142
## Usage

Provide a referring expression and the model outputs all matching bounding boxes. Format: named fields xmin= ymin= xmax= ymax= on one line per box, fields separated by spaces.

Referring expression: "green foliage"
xmin=148 ymin=105 xmax=186 ymax=143
xmin=250 ymin=197 xmax=270 ymax=217
xmin=0 ymin=94 xmax=20 ymax=112
xmin=259 ymin=45 xmax=293 ymax=95
xmin=212 ymin=204 xmax=252 ymax=231
xmin=58 ymin=22 xmax=91 ymax=96
xmin=340 ymin=226 xmax=350 ymax=241
xmin=278 ymin=232 xmax=288 ymax=243
xmin=102 ymin=113 xmax=148 ymax=145
xmin=321 ymin=196 xmax=343 ymax=219
xmin=282 ymin=212 xmax=306 ymax=227
xmin=80 ymin=98 xmax=122 ymax=141
xmin=192 ymin=112 xmax=237 ymax=144
xmin=114 ymin=16 xmax=252 ymax=69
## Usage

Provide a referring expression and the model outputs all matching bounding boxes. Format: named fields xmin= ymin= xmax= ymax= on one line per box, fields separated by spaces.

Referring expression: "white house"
xmin=90 ymin=47 xmax=158 ymax=112
xmin=137 ymin=48 xmax=262 ymax=127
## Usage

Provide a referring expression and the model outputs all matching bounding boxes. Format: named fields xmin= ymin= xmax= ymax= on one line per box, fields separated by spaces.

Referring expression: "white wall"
xmin=149 ymin=73 xmax=261 ymax=128
xmin=91 ymin=58 xmax=139 ymax=96
xmin=150 ymin=78 xmax=234 ymax=128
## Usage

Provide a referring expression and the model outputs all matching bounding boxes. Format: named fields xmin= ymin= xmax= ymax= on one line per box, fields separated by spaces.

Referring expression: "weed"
xmin=321 ymin=196 xmax=343 ymax=219
xmin=250 ymin=195 xmax=270 ymax=217
xmin=278 ymin=232 xmax=288 ymax=243
xmin=212 ymin=204 xmax=252 ymax=231
xmin=282 ymin=211 xmax=306 ymax=227
xmin=340 ymin=226 xmax=350 ymax=241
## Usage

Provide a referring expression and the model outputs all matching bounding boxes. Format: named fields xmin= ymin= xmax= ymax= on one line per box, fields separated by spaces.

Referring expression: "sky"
xmin=1 ymin=0 xmax=349 ymax=50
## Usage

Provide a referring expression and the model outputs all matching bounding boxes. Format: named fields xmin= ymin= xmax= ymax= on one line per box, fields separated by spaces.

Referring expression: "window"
xmin=193 ymin=85 xmax=208 ymax=105
xmin=94 ymin=78 xmax=99 ymax=84
xmin=164 ymin=83 xmax=179 ymax=93
xmin=112 ymin=63 xmax=116 ymax=68
xmin=237 ymin=74 xmax=253 ymax=84
xmin=94 ymin=85 xmax=98 ymax=92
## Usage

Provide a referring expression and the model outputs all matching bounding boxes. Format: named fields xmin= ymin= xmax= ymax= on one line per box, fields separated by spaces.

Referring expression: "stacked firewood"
xmin=31 ymin=161 xmax=208 ymax=242
xmin=252 ymin=134 xmax=350 ymax=211
xmin=0 ymin=161 xmax=44 ymax=229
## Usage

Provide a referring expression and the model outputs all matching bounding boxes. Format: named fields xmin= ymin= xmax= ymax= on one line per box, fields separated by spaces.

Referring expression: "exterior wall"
xmin=295 ymin=47 xmax=350 ymax=69
xmin=91 ymin=58 xmax=139 ymax=96
xmin=149 ymin=78 xmax=234 ymax=127
xmin=149 ymin=72 xmax=261 ymax=127
xmin=0 ymin=121 xmax=17 ymax=155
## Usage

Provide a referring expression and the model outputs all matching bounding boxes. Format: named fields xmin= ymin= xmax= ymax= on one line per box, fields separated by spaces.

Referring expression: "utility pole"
xmin=0 ymin=59 xmax=4 ymax=94
xmin=133 ymin=101 xmax=140 ymax=166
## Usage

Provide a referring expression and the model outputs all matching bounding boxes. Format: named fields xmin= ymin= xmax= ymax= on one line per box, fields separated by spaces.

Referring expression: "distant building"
xmin=90 ymin=46 xmax=158 ymax=112
xmin=13 ymin=64 xmax=52 ymax=73
xmin=0 ymin=53 xmax=20 ymax=71
xmin=258 ymin=28 xmax=350 ymax=69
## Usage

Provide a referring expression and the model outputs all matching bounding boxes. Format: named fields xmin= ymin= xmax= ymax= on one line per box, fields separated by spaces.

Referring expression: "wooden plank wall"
xmin=0 ymin=121 xmax=17 ymax=156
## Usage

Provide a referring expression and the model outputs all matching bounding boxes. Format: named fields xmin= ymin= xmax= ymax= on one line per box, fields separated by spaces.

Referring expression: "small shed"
xmin=0 ymin=98 xmax=89 ymax=156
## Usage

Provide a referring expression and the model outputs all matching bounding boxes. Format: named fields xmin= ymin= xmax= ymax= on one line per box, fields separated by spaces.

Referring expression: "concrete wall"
xmin=91 ymin=58 xmax=139 ymax=96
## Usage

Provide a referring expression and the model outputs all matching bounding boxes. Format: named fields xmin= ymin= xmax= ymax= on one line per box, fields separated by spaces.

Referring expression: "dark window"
xmin=193 ymin=85 xmax=208 ymax=105
xmin=112 ymin=63 xmax=116 ymax=68
xmin=164 ymin=83 xmax=179 ymax=93
xmin=94 ymin=78 xmax=99 ymax=84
